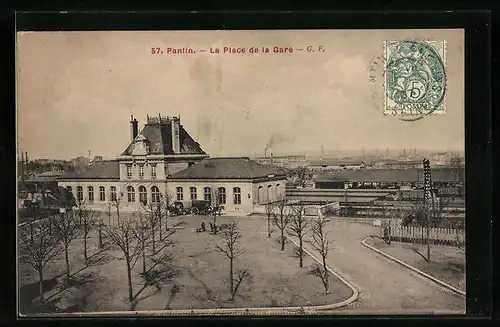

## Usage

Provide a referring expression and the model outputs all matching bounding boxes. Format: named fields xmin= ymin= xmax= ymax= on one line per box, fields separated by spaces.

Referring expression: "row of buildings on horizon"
xmin=17 ymin=114 xmax=465 ymax=216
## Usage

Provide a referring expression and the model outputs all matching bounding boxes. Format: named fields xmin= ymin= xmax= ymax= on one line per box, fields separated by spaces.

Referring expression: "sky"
xmin=16 ymin=29 xmax=464 ymax=160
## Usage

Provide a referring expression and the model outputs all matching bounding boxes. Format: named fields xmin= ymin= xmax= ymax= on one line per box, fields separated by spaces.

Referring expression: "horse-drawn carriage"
xmin=168 ymin=200 xmax=224 ymax=216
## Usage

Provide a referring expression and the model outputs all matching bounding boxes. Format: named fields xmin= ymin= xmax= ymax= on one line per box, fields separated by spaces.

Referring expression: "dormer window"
xmin=126 ymin=165 xmax=132 ymax=178
xmin=139 ymin=165 xmax=144 ymax=179
xmin=151 ymin=165 xmax=157 ymax=179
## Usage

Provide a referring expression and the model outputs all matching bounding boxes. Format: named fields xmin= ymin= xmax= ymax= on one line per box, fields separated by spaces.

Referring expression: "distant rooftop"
xmin=170 ymin=157 xmax=287 ymax=180
xmin=59 ymin=160 xmax=120 ymax=180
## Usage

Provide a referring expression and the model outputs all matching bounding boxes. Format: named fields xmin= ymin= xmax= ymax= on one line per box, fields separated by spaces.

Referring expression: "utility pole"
xmin=423 ymin=158 xmax=434 ymax=261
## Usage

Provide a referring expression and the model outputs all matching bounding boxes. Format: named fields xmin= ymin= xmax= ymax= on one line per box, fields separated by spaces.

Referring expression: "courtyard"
xmin=18 ymin=214 xmax=353 ymax=314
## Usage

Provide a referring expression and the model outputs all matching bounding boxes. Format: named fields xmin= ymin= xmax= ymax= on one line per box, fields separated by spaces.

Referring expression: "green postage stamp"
xmin=384 ymin=40 xmax=447 ymax=117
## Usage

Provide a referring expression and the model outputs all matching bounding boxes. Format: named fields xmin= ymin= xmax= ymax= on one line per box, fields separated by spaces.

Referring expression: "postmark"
xmin=384 ymin=40 xmax=447 ymax=121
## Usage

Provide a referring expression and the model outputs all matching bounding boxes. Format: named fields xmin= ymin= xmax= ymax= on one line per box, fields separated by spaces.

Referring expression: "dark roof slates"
xmin=170 ymin=157 xmax=287 ymax=180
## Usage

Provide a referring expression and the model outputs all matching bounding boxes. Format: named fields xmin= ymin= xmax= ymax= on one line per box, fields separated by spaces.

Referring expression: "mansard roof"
xmin=121 ymin=121 xmax=206 ymax=156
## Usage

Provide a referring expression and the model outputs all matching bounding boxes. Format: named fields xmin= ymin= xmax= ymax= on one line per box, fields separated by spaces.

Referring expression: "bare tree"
xmin=76 ymin=200 xmax=98 ymax=260
xmin=103 ymin=201 xmax=113 ymax=226
xmin=19 ymin=220 xmax=62 ymax=302
xmin=289 ymin=202 xmax=309 ymax=267
xmin=309 ymin=216 xmax=334 ymax=294
xmin=272 ymin=197 xmax=291 ymax=251
xmin=264 ymin=202 xmax=275 ymax=238
xmin=210 ymin=187 xmax=224 ymax=235
xmin=52 ymin=210 xmax=81 ymax=279
xmin=141 ymin=199 xmax=160 ymax=253
xmin=215 ymin=221 xmax=250 ymax=301
xmin=103 ymin=213 xmax=143 ymax=302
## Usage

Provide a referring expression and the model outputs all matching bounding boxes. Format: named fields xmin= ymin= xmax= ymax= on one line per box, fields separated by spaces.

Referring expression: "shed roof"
xmin=60 ymin=161 xmax=120 ymax=180
xmin=314 ymin=168 xmax=464 ymax=183
xmin=169 ymin=157 xmax=287 ymax=180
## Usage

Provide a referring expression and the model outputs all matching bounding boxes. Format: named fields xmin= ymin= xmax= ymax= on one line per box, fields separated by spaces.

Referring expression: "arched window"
xmin=204 ymin=187 xmax=212 ymax=202
xmin=176 ymin=187 xmax=184 ymax=201
xmin=151 ymin=186 xmax=160 ymax=203
xmin=233 ymin=187 xmax=241 ymax=205
xmin=190 ymin=187 xmax=197 ymax=200
xmin=99 ymin=186 xmax=105 ymax=201
xmin=276 ymin=184 xmax=281 ymax=200
xmin=76 ymin=186 xmax=83 ymax=202
xmin=127 ymin=186 xmax=135 ymax=202
xmin=218 ymin=187 xmax=226 ymax=204
xmin=258 ymin=186 xmax=264 ymax=204
xmin=267 ymin=185 xmax=273 ymax=203
xmin=139 ymin=186 xmax=147 ymax=204
xmin=88 ymin=186 xmax=94 ymax=202
xmin=110 ymin=186 xmax=117 ymax=201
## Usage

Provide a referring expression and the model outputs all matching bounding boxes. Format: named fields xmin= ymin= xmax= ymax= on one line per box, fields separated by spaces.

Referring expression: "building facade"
xmin=57 ymin=115 xmax=286 ymax=215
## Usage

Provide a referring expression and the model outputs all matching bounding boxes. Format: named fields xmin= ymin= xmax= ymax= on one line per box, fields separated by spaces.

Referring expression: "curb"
xmin=284 ymin=235 xmax=359 ymax=310
xmin=361 ymin=237 xmax=465 ymax=297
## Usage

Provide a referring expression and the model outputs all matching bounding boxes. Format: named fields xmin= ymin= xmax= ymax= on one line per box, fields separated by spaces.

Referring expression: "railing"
xmin=385 ymin=225 xmax=465 ymax=246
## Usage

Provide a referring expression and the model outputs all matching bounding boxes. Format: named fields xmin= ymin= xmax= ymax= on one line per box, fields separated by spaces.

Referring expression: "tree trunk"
xmin=280 ymin=231 xmax=285 ymax=251
xmin=229 ymin=258 xmax=234 ymax=300
xmin=84 ymin=232 xmax=88 ymax=260
xmin=151 ymin=231 xmax=156 ymax=254
xmin=38 ymin=269 xmax=44 ymax=302
xmin=64 ymin=245 xmax=70 ymax=278
xmin=29 ymin=223 xmax=34 ymax=246
xmin=159 ymin=215 xmax=162 ymax=241
xmin=299 ymin=236 xmax=303 ymax=267
xmin=426 ymin=226 xmax=431 ymax=261
xmin=126 ymin=259 xmax=133 ymax=302
xmin=322 ymin=255 xmax=329 ymax=294
xmin=213 ymin=215 xmax=217 ymax=235
xmin=142 ymin=245 xmax=146 ymax=274
xmin=267 ymin=217 xmax=271 ymax=238
xmin=98 ymin=224 xmax=103 ymax=248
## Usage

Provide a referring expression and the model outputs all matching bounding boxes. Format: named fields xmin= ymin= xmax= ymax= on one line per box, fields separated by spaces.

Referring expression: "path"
xmin=299 ymin=220 xmax=465 ymax=314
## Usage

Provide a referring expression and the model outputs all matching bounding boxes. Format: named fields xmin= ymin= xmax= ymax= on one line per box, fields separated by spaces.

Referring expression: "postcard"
xmin=16 ymin=29 xmax=465 ymax=316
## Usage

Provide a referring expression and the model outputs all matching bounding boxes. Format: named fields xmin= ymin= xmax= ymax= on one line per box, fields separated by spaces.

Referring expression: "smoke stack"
xmin=20 ymin=151 xmax=24 ymax=178
xmin=171 ymin=116 xmax=180 ymax=153
xmin=25 ymin=152 xmax=29 ymax=173
xmin=130 ymin=115 xmax=138 ymax=141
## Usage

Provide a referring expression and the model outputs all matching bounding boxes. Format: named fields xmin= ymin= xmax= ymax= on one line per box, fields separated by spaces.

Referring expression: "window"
xmin=218 ymin=187 xmax=226 ymax=204
xmin=276 ymin=184 xmax=280 ymax=200
xmin=127 ymin=186 xmax=135 ymax=202
xmin=151 ymin=165 xmax=157 ymax=179
xmin=66 ymin=186 xmax=72 ymax=193
xmin=139 ymin=165 xmax=144 ymax=179
xmin=190 ymin=187 xmax=197 ymax=200
xmin=99 ymin=186 xmax=105 ymax=201
xmin=204 ymin=187 xmax=212 ymax=202
xmin=258 ymin=186 xmax=264 ymax=204
xmin=164 ymin=165 xmax=169 ymax=177
xmin=110 ymin=186 xmax=117 ymax=201
xmin=233 ymin=187 xmax=241 ymax=205
xmin=176 ymin=187 xmax=184 ymax=201
xmin=88 ymin=186 xmax=94 ymax=202
xmin=151 ymin=186 xmax=160 ymax=203
xmin=267 ymin=185 xmax=273 ymax=203
xmin=76 ymin=186 xmax=83 ymax=202
xmin=139 ymin=186 xmax=147 ymax=204
xmin=127 ymin=165 xmax=132 ymax=178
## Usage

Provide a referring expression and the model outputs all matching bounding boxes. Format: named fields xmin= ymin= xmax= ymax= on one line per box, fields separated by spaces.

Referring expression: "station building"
xmin=57 ymin=114 xmax=286 ymax=215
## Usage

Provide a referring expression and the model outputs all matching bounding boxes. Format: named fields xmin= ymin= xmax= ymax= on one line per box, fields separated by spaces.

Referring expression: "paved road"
xmin=299 ymin=220 xmax=465 ymax=314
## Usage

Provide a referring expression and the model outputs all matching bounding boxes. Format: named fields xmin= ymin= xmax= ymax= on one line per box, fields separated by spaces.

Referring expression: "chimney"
xmin=20 ymin=151 xmax=24 ymax=178
xmin=171 ymin=116 xmax=180 ymax=153
xmin=25 ymin=152 xmax=29 ymax=173
xmin=130 ymin=115 xmax=138 ymax=141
